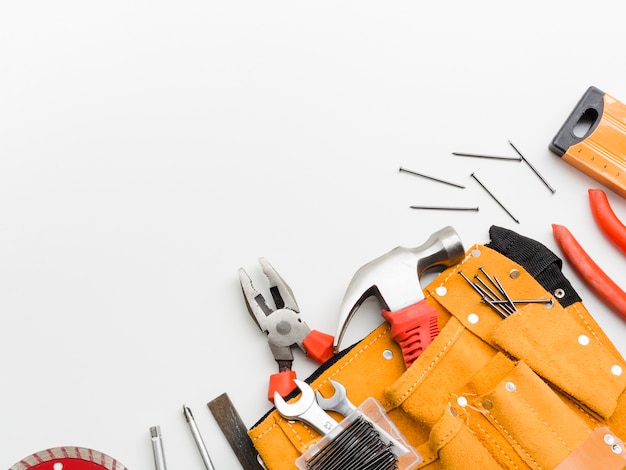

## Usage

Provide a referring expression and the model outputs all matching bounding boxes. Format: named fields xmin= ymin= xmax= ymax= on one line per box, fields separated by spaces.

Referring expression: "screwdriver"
xmin=183 ymin=404 xmax=217 ymax=470
xmin=150 ymin=426 xmax=168 ymax=470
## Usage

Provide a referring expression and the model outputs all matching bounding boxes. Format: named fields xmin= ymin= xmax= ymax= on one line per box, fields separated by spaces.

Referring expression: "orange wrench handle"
xmin=303 ymin=329 xmax=335 ymax=363
xmin=268 ymin=370 xmax=298 ymax=402
xmin=382 ymin=298 xmax=440 ymax=368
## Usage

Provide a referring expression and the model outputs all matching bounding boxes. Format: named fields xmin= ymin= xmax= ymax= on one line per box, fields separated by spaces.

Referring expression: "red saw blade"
xmin=11 ymin=447 xmax=128 ymax=470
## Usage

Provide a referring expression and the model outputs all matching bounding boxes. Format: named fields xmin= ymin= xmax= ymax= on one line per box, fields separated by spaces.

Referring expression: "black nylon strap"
xmin=485 ymin=226 xmax=581 ymax=308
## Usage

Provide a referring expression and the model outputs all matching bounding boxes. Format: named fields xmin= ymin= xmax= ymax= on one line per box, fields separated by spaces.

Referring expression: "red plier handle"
xmin=268 ymin=330 xmax=334 ymax=401
xmin=589 ymin=189 xmax=626 ymax=256
xmin=552 ymin=224 xmax=626 ymax=322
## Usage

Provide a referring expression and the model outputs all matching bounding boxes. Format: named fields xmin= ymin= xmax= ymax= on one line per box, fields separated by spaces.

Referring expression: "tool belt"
xmin=248 ymin=226 xmax=626 ymax=469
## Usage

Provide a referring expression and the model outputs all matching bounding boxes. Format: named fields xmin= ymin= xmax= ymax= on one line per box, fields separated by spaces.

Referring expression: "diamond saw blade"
xmin=11 ymin=447 xmax=129 ymax=470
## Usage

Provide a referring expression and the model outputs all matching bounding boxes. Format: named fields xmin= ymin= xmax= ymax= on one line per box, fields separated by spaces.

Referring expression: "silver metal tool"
xmin=208 ymin=393 xmax=265 ymax=469
xmin=315 ymin=379 xmax=356 ymax=417
xmin=150 ymin=425 xmax=168 ymax=470
xmin=239 ymin=258 xmax=334 ymax=401
xmin=183 ymin=404 xmax=216 ymax=470
xmin=273 ymin=379 xmax=339 ymax=435
xmin=333 ymin=226 xmax=465 ymax=368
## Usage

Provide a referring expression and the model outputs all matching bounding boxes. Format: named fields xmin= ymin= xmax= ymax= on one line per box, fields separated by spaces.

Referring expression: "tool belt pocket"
xmin=248 ymin=228 xmax=626 ymax=469
xmin=490 ymin=300 xmax=626 ymax=419
xmin=422 ymin=242 xmax=626 ymax=421
xmin=385 ymin=325 xmax=618 ymax=470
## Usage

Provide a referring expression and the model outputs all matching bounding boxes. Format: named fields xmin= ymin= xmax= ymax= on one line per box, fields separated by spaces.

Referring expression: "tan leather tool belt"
xmin=249 ymin=226 xmax=626 ymax=469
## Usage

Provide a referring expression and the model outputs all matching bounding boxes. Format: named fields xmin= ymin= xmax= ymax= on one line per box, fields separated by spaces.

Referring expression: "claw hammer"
xmin=334 ymin=226 xmax=465 ymax=368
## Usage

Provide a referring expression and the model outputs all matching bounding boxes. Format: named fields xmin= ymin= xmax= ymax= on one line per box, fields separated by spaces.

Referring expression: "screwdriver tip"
xmin=182 ymin=404 xmax=193 ymax=422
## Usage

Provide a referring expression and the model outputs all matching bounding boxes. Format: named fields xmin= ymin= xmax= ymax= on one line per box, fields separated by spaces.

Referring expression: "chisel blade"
xmin=208 ymin=393 xmax=264 ymax=470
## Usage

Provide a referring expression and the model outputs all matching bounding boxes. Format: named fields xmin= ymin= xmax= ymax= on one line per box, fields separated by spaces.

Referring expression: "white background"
xmin=2 ymin=1 xmax=626 ymax=468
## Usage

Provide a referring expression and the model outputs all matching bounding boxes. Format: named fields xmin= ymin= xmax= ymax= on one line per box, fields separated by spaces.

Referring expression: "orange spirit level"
xmin=550 ymin=86 xmax=626 ymax=198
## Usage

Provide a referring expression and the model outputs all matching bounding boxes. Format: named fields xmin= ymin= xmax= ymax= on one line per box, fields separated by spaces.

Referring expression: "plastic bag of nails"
xmin=295 ymin=397 xmax=422 ymax=470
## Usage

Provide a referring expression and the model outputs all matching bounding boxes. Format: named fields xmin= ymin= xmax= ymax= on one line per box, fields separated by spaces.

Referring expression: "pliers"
xmin=238 ymin=258 xmax=335 ymax=401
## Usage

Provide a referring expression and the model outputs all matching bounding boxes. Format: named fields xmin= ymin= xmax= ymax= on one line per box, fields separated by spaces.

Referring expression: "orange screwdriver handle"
xmin=381 ymin=298 xmax=440 ymax=369
xmin=268 ymin=370 xmax=298 ymax=402
xmin=303 ymin=329 xmax=335 ymax=363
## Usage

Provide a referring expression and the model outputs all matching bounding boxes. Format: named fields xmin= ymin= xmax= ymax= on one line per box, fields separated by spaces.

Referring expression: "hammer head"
xmin=334 ymin=226 xmax=465 ymax=351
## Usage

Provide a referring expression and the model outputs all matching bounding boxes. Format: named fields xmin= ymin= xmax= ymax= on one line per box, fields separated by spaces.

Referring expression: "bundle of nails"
xmin=459 ymin=267 xmax=553 ymax=318
xmin=305 ymin=416 xmax=397 ymax=470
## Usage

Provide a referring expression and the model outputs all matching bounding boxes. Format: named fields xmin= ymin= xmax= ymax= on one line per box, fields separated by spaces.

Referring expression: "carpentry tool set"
xmin=10 ymin=85 xmax=626 ymax=470
xmin=247 ymin=225 xmax=626 ymax=470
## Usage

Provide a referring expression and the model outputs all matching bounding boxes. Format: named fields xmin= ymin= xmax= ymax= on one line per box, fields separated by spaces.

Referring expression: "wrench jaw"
xmin=315 ymin=379 xmax=357 ymax=418
xmin=273 ymin=380 xmax=339 ymax=436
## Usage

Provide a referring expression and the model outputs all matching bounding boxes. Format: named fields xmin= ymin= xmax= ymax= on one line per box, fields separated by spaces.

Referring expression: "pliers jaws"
xmin=239 ymin=258 xmax=335 ymax=401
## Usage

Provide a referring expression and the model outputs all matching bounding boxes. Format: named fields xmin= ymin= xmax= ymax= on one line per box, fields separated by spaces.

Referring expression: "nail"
xmin=508 ymin=141 xmax=556 ymax=194
xmin=452 ymin=152 xmax=521 ymax=161
xmin=399 ymin=166 xmax=465 ymax=189
xmin=410 ymin=205 xmax=479 ymax=211
xmin=470 ymin=173 xmax=520 ymax=224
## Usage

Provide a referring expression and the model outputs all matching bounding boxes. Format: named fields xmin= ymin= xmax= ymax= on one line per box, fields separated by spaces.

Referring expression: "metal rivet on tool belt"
xmin=481 ymin=399 xmax=493 ymax=410
xmin=436 ymin=286 xmax=447 ymax=296
xmin=472 ymin=249 xmax=481 ymax=257
xmin=605 ymin=434 xmax=616 ymax=446
xmin=578 ymin=335 xmax=590 ymax=346
xmin=554 ymin=288 xmax=565 ymax=299
xmin=612 ymin=444 xmax=623 ymax=455
xmin=468 ymin=313 xmax=479 ymax=324
xmin=612 ymin=365 xmax=623 ymax=376
xmin=457 ymin=396 xmax=468 ymax=407
xmin=509 ymin=269 xmax=520 ymax=279
xmin=505 ymin=382 xmax=516 ymax=392
xmin=383 ymin=349 xmax=394 ymax=360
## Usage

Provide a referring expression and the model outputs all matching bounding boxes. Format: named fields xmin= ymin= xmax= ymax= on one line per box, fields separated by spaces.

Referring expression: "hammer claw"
xmin=333 ymin=226 xmax=465 ymax=359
